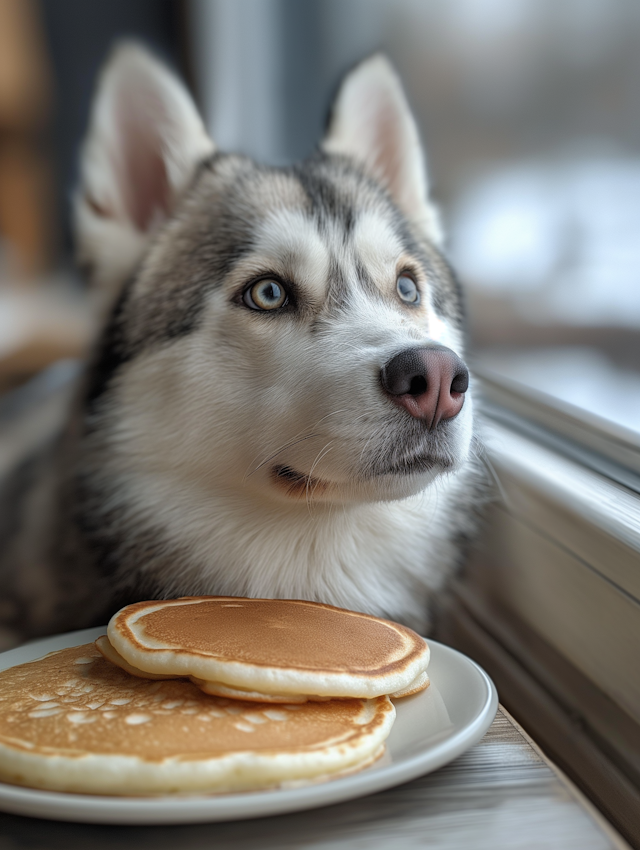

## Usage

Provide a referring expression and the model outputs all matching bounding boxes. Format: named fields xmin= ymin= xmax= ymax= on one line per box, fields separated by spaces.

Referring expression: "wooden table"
xmin=0 ymin=707 xmax=628 ymax=850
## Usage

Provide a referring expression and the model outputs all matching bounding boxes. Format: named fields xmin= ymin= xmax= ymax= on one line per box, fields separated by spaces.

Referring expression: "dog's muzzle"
xmin=380 ymin=345 xmax=469 ymax=429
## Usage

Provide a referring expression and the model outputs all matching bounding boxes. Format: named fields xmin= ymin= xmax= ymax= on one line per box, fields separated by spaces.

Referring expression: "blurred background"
xmin=1 ymin=0 xmax=640 ymax=432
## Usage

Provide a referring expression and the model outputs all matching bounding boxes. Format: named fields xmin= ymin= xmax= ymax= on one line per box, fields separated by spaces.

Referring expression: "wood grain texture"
xmin=0 ymin=707 xmax=628 ymax=850
xmin=439 ymin=583 xmax=640 ymax=847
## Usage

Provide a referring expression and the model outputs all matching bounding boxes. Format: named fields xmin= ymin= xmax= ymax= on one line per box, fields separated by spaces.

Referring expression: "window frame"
xmin=437 ymin=367 xmax=640 ymax=846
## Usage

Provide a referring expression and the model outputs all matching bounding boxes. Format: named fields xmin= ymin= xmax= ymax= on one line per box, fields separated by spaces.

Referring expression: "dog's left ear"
xmin=322 ymin=55 xmax=442 ymax=244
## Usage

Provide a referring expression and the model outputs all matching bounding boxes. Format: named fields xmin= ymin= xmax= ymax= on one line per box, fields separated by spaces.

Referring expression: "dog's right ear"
xmin=74 ymin=42 xmax=214 ymax=303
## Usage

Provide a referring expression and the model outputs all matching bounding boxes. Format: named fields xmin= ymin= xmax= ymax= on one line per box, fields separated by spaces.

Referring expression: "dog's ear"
xmin=74 ymin=42 xmax=214 ymax=303
xmin=322 ymin=55 xmax=442 ymax=243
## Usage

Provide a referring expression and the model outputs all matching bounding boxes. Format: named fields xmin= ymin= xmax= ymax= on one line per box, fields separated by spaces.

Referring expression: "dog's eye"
xmin=396 ymin=274 xmax=420 ymax=305
xmin=243 ymin=279 xmax=288 ymax=311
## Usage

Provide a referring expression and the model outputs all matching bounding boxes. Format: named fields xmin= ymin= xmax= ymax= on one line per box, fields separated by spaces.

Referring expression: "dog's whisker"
xmin=477 ymin=451 xmax=509 ymax=508
xmin=310 ymin=409 xmax=349 ymax=426
xmin=358 ymin=431 xmax=378 ymax=467
xmin=244 ymin=433 xmax=323 ymax=480
xmin=305 ymin=442 xmax=334 ymax=510
xmin=245 ymin=407 xmax=383 ymax=483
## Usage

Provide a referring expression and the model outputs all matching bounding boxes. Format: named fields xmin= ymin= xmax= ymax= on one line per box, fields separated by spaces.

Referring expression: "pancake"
xmin=193 ymin=669 xmax=429 ymax=701
xmin=0 ymin=644 xmax=395 ymax=796
xmin=190 ymin=677 xmax=314 ymax=703
xmin=107 ymin=597 xmax=429 ymax=700
xmin=389 ymin=670 xmax=430 ymax=698
xmin=97 ymin=637 xmax=429 ymax=702
xmin=95 ymin=635 xmax=176 ymax=681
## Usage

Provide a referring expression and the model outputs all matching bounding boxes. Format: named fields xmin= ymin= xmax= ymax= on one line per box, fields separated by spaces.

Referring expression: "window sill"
xmin=437 ymin=374 xmax=640 ymax=846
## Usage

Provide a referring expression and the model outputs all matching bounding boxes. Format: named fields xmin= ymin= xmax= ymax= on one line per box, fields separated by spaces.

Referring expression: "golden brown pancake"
xmin=0 ymin=644 xmax=395 ymax=795
xmin=107 ymin=597 xmax=430 ymax=700
xmin=97 ymin=636 xmax=429 ymax=702
xmin=389 ymin=670 xmax=430 ymax=698
xmin=95 ymin=635 xmax=176 ymax=680
xmin=192 ymin=670 xmax=429 ymax=700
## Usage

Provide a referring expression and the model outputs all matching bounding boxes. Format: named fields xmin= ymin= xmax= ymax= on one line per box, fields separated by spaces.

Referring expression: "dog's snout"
xmin=380 ymin=346 xmax=469 ymax=427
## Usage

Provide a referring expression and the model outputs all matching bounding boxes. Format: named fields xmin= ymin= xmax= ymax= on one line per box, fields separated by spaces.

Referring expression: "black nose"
xmin=380 ymin=345 xmax=469 ymax=427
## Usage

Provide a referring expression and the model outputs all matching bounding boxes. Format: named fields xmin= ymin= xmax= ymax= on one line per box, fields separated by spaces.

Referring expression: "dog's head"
xmin=76 ymin=44 xmax=474 ymax=507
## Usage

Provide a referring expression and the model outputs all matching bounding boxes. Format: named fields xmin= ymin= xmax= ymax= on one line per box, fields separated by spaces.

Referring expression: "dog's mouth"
xmin=272 ymin=447 xmax=453 ymax=498
xmin=271 ymin=465 xmax=330 ymax=499
xmin=375 ymin=454 xmax=438 ymax=476
xmin=365 ymin=445 xmax=456 ymax=479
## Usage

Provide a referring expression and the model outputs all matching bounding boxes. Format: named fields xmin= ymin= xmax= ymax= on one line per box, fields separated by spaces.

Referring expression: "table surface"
xmin=0 ymin=707 xmax=629 ymax=850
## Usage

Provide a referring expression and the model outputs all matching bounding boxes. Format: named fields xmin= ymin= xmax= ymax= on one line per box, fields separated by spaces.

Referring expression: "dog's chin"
xmin=359 ymin=460 xmax=452 ymax=502
xmin=269 ymin=456 xmax=453 ymax=504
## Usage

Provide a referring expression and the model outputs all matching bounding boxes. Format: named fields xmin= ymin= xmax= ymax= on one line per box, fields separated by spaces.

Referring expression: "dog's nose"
xmin=380 ymin=345 xmax=469 ymax=427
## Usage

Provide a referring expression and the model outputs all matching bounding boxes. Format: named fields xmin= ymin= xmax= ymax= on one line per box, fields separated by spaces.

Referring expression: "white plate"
xmin=0 ymin=627 xmax=497 ymax=825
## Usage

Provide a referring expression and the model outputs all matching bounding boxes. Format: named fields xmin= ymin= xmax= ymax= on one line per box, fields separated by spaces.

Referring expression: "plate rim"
xmin=0 ymin=627 xmax=498 ymax=825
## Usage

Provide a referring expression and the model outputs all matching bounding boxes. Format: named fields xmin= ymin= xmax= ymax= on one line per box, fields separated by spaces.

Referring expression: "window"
xmin=191 ymin=2 xmax=640 ymax=841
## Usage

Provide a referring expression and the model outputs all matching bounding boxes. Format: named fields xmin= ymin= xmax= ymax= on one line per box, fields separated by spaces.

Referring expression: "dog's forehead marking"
xmin=253 ymin=208 xmax=401 ymax=308
xmin=251 ymin=208 xmax=330 ymax=298
xmin=351 ymin=212 xmax=404 ymax=286
xmin=236 ymin=164 xmax=309 ymax=210
xmin=250 ymin=205 xmax=404 ymax=303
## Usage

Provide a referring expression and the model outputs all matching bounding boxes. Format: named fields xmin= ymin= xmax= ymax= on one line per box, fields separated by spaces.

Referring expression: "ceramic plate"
xmin=0 ymin=627 xmax=497 ymax=824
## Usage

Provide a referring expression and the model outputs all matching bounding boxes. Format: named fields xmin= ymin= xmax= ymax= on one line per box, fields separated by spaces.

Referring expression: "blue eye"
xmin=396 ymin=274 xmax=419 ymax=305
xmin=243 ymin=279 xmax=288 ymax=311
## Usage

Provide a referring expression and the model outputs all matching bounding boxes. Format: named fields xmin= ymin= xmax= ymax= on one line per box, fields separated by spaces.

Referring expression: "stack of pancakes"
xmin=0 ymin=597 xmax=429 ymax=796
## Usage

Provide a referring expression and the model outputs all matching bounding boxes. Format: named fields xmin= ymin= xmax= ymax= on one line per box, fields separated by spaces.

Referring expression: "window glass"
xmin=376 ymin=0 xmax=640 ymax=431
xmin=249 ymin=0 xmax=640 ymax=433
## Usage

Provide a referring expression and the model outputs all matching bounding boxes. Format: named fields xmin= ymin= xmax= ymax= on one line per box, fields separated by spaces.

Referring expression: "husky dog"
xmin=0 ymin=44 xmax=482 ymax=648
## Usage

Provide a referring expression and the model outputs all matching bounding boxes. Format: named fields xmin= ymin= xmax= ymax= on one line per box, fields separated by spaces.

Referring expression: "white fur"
xmin=106 ymin=457 xmax=467 ymax=633
xmin=248 ymin=208 xmax=332 ymax=301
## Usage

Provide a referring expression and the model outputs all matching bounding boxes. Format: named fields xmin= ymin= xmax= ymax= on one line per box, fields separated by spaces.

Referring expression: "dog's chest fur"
xmin=74 ymin=437 xmax=475 ymax=634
